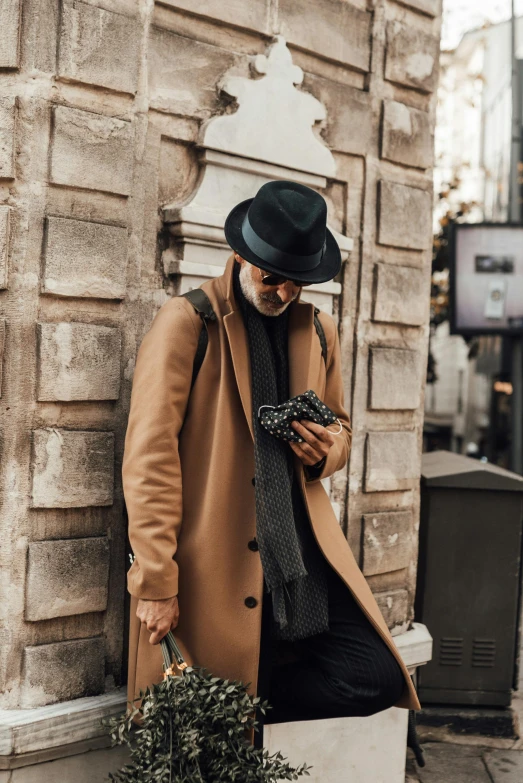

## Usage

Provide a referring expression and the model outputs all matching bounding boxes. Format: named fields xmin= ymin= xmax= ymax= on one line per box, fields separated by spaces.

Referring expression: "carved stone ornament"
xmin=203 ymin=35 xmax=336 ymax=177
xmin=162 ymin=36 xmax=352 ymax=313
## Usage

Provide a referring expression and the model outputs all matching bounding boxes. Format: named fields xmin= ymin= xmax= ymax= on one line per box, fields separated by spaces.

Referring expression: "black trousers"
xmin=253 ymin=565 xmax=405 ymax=749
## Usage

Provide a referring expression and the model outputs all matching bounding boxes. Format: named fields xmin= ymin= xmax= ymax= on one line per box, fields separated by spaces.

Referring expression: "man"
xmin=122 ymin=180 xmax=421 ymax=748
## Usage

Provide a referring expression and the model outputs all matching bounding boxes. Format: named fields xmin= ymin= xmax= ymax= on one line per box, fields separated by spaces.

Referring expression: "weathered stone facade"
xmin=0 ymin=0 xmax=440 ymax=752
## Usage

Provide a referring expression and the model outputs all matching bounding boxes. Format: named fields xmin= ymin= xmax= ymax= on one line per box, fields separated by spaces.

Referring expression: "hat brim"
xmin=224 ymin=198 xmax=342 ymax=285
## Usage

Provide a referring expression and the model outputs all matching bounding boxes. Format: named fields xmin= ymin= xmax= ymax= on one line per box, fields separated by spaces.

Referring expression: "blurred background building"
xmin=426 ymin=10 xmax=523 ymax=470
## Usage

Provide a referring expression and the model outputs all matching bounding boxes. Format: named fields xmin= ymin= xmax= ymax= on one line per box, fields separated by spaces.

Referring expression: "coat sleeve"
xmin=123 ymin=297 xmax=200 ymax=600
xmin=304 ymin=312 xmax=352 ymax=483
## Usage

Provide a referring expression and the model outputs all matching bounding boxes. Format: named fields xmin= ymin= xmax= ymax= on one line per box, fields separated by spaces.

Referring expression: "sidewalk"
xmin=406 ymin=744 xmax=523 ymax=782
xmin=405 ymin=694 xmax=523 ymax=783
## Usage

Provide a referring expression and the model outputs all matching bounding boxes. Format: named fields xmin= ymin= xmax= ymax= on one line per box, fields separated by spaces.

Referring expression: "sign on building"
xmin=450 ymin=223 xmax=523 ymax=335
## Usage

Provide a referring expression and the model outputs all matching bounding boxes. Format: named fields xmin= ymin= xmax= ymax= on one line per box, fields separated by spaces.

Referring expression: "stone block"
xmin=373 ymin=263 xmax=428 ymax=326
xmin=362 ymin=511 xmax=412 ymax=576
xmin=44 ymin=215 xmax=128 ymax=296
xmin=305 ymin=77 xmax=374 ymax=156
xmin=0 ymin=0 xmax=21 ymax=68
xmin=364 ymin=431 xmax=419 ymax=492
xmin=42 ymin=216 xmax=128 ymax=299
xmin=37 ymin=322 xmax=121 ymax=401
xmin=0 ymin=205 xmax=10 ymax=289
xmin=159 ymin=0 xmax=269 ymax=33
xmin=381 ymin=100 xmax=433 ymax=169
xmin=265 ymin=703 xmax=408 ymax=782
xmin=396 ymin=0 xmax=439 ymax=17
xmin=0 ymin=97 xmax=16 ymax=179
xmin=20 ymin=638 xmax=105 ymax=708
xmin=375 ymin=589 xmax=409 ymax=630
xmin=369 ymin=347 xmax=423 ymax=410
xmin=385 ymin=21 xmax=439 ymax=93
xmin=26 ymin=537 xmax=110 ymax=621
xmin=378 ymin=180 xmax=432 ymax=250
xmin=148 ymin=27 xmax=236 ymax=117
xmin=31 ymin=429 xmax=114 ymax=508
xmin=279 ymin=0 xmax=371 ymax=72
xmin=58 ymin=0 xmax=140 ymax=94
xmin=0 ymin=319 xmax=5 ymax=396
xmin=50 ymin=105 xmax=133 ymax=195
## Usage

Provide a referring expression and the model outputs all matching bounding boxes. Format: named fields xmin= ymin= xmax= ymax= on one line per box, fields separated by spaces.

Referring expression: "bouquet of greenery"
xmin=105 ymin=631 xmax=312 ymax=782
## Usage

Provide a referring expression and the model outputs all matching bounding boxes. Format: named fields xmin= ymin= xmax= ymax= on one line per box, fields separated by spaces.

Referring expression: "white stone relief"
xmin=202 ymin=35 xmax=336 ymax=177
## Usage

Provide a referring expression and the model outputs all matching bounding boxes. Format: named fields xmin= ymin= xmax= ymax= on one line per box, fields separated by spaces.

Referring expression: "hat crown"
xmin=247 ymin=181 xmax=327 ymax=256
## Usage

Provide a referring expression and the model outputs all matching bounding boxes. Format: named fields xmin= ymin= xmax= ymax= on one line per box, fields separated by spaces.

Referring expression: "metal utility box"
xmin=415 ymin=450 xmax=523 ymax=707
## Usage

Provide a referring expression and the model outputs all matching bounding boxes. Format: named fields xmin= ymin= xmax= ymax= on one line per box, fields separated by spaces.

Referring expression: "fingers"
xmin=289 ymin=420 xmax=335 ymax=466
xmin=292 ymin=419 xmax=335 ymax=446
xmin=148 ymin=627 xmax=168 ymax=646
xmin=291 ymin=420 xmax=332 ymax=456
xmin=148 ymin=612 xmax=179 ymax=645
xmin=289 ymin=439 xmax=323 ymax=466
xmin=135 ymin=597 xmax=179 ymax=645
xmin=145 ymin=616 xmax=172 ymax=645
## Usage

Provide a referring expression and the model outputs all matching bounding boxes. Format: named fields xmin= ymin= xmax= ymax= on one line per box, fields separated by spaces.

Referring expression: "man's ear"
xmin=234 ymin=253 xmax=245 ymax=266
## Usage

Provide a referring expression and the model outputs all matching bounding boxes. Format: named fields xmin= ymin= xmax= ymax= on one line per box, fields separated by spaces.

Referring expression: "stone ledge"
xmin=0 ymin=736 xmax=113 ymax=772
xmin=0 ymin=689 xmax=127 ymax=761
xmin=393 ymin=621 xmax=433 ymax=673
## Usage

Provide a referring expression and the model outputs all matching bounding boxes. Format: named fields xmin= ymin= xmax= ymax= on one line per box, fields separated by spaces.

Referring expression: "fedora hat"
xmin=224 ymin=180 xmax=341 ymax=285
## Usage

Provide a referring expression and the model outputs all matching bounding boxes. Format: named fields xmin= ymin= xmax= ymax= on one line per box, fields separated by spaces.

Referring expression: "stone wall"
xmin=0 ymin=0 xmax=441 ymax=711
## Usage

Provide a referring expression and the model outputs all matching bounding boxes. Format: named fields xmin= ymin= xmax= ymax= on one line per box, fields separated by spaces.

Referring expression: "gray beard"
xmin=238 ymin=262 xmax=295 ymax=317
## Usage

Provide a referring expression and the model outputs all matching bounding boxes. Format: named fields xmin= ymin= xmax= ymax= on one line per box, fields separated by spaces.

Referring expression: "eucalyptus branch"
xmin=104 ymin=638 xmax=312 ymax=783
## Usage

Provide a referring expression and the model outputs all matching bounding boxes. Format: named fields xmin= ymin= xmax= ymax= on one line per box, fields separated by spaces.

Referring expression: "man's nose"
xmin=276 ymin=283 xmax=297 ymax=304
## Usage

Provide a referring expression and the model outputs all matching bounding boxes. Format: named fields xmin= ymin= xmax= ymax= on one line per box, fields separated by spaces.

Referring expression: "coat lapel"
xmin=223 ymin=309 xmax=255 ymax=441
xmin=221 ymin=255 xmax=316 ymax=441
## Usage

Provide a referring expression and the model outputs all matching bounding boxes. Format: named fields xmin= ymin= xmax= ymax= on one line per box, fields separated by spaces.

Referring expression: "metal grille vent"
xmin=439 ymin=637 xmax=464 ymax=666
xmin=472 ymin=638 xmax=496 ymax=668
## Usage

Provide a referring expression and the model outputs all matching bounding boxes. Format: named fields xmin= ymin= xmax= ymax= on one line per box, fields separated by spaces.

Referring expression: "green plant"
xmin=105 ymin=632 xmax=312 ymax=782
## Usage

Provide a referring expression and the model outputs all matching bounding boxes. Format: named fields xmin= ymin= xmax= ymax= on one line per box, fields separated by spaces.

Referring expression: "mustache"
xmin=260 ymin=292 xmax=298 ymax=305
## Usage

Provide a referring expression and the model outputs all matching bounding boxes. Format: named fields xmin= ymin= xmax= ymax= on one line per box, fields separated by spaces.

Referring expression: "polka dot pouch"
xmin=258 ymin=389 xmax=342 ymax=443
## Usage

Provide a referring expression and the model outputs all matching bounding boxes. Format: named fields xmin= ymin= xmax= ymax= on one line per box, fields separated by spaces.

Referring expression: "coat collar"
xmin=219 ymin=254 xmax=315 ymax=441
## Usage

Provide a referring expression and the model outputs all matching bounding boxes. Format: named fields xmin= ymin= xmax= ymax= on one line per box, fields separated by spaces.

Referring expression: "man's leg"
xmin=266 ymin=567 xmax=405 ymax=724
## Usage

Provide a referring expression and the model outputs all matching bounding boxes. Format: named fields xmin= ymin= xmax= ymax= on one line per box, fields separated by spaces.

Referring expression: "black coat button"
xmin=251 ymin=477 xmax=256 ymax=486
xmin=245 ymin=596 xmax=258 ymax=608
xmin=248 ymin=538 xmax=259 ymax=551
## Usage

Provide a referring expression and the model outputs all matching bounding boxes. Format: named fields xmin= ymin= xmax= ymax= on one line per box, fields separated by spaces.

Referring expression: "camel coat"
xmin=122 ymin=254 xmax=421 ymax=737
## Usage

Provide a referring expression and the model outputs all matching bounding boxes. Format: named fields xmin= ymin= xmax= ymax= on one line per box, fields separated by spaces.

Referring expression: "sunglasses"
xmin=259 ymin=269 xmax=313 ymax=287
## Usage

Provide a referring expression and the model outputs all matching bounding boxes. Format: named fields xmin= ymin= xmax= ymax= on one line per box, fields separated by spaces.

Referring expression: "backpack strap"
xmin=313 ymin=307 xmax=328 ymax=366
xmin=181 ymin=291 xmax=327 ymax=390
xmin=180 ymin=289 xmax=217 ymax=390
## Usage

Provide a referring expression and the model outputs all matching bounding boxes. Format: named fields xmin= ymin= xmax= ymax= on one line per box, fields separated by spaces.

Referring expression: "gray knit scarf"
xmin=233 ymin=262 xmax=330 ymax=641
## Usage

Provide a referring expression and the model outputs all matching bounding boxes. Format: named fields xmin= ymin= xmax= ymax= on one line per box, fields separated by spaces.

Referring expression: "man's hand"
xmin=136 ymin=596 xmax=179 ymax=645
xmin=288 ymin=419 xmax=336 ymax=466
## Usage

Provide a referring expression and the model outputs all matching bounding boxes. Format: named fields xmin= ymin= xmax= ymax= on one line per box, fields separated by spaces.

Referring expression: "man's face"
xmin=235 ymin=254 xmax=301 ymax=317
